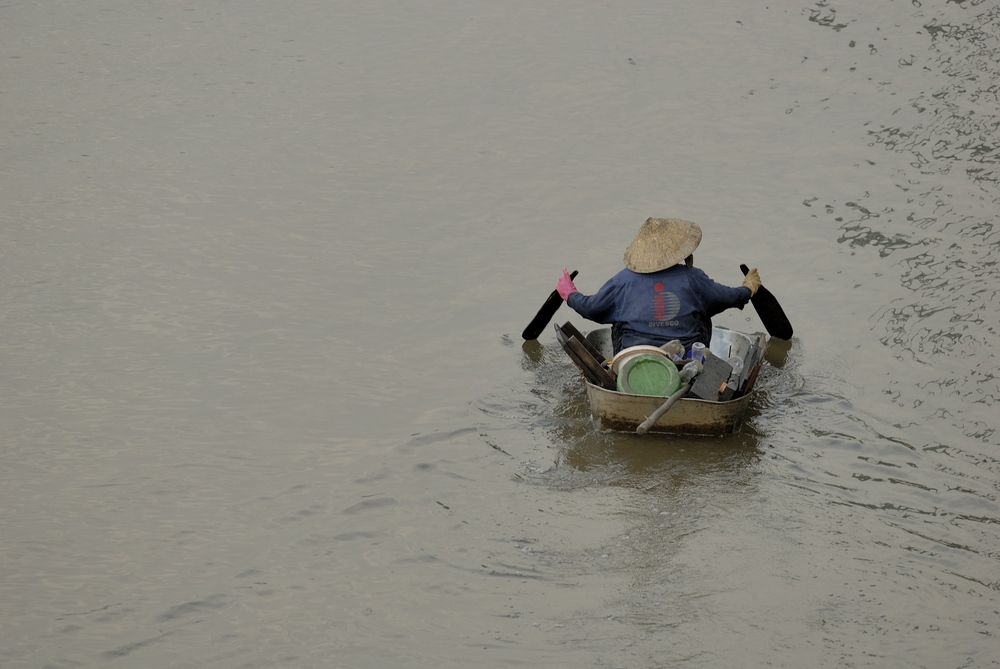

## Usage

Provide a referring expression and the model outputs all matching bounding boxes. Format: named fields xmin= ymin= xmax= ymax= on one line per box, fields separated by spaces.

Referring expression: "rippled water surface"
xmin=3 ymin=2 xmax=999 ymax=667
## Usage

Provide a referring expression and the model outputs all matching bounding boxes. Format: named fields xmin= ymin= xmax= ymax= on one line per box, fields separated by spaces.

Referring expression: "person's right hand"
xmin=556 ymin=268 xmax=578 ymax=300
xmin=742 ymin=268 xmax=761 ymax=296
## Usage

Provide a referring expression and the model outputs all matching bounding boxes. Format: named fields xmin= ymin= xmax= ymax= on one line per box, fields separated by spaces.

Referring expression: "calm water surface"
xmin=2 ymin=1 xmax=998 ymax=667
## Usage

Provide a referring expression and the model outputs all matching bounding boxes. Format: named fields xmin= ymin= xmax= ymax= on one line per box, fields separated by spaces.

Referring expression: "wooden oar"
xmin=522 ymin=270 xmax=577 ymax=341
xmin=636 ymin=383 xmax=692 ymax=434
xmin=741 ymin=264 xmax=793 ymax=340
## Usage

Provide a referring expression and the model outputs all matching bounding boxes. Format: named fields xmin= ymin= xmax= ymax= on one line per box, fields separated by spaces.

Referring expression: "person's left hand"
xmin=742 ymin=268 xmax=761 ymax=296
xmin=556 ymin=268 xmax=578 ymax=300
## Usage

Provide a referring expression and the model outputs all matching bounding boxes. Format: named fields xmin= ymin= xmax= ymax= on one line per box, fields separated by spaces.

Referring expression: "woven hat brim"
xmin=623 ymin=218 xmax=703 ymax=273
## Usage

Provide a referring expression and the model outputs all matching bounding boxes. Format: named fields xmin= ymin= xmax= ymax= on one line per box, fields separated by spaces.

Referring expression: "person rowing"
xmin=556 ymin=217 xmax=761 ymax=355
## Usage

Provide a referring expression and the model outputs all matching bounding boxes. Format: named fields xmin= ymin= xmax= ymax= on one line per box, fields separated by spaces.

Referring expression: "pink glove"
xmin=556 ymin=268 xmax=578 ymax=300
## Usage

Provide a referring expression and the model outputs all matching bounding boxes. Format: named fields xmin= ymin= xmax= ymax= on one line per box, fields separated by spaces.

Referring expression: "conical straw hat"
xmin=623 ymin=217 xmax=702 ymax=273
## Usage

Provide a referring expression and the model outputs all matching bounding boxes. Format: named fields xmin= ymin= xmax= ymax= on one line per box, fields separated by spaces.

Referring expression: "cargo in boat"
xmin=555 ymin=322 xmax=768 ymax=435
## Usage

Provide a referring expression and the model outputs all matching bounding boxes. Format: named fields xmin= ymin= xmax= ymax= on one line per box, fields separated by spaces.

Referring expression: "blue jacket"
xmin=566 ymin=265 xmax=751 ymax=350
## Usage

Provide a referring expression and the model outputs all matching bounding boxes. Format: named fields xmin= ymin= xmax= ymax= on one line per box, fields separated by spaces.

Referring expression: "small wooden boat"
xmin=555 ymin=322 xmax=768 ymax=435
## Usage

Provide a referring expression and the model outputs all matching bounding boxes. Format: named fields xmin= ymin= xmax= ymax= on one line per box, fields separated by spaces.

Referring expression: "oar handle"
xmin=636 ymin=384 xmax=692 ymax=434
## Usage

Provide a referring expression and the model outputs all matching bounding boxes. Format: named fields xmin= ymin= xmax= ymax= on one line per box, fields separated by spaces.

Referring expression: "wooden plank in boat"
xmin=554 ymin=323 xmax=617 ymax=391
xmin=558 ymin=321 xmax=606 ymax=364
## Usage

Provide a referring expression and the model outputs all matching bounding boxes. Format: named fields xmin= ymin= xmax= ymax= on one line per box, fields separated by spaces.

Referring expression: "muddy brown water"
xmin=2 ymin=2 xmax=998 ymax=667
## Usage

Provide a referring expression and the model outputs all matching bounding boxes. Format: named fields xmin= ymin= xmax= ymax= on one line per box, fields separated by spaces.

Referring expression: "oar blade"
xmin=741 ymin=264 xmax=793 ymax=340
xmin=522 ymin=270 xmax=577 ymax=340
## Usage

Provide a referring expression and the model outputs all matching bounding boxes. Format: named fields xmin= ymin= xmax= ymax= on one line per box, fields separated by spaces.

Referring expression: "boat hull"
xmin=585 ymin=382 xmax=754 ymax=435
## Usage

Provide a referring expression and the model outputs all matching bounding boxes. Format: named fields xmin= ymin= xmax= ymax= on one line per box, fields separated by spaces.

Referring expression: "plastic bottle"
xmin=727 ymin=356 xmax=744 ymax=383
xmin=679 ymin=359 xmax=702 ymax=384
xmin=659 ymin=339 xmax=684 ymax=361
xmin=690 ymin=342 xmax=706 ymax=363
